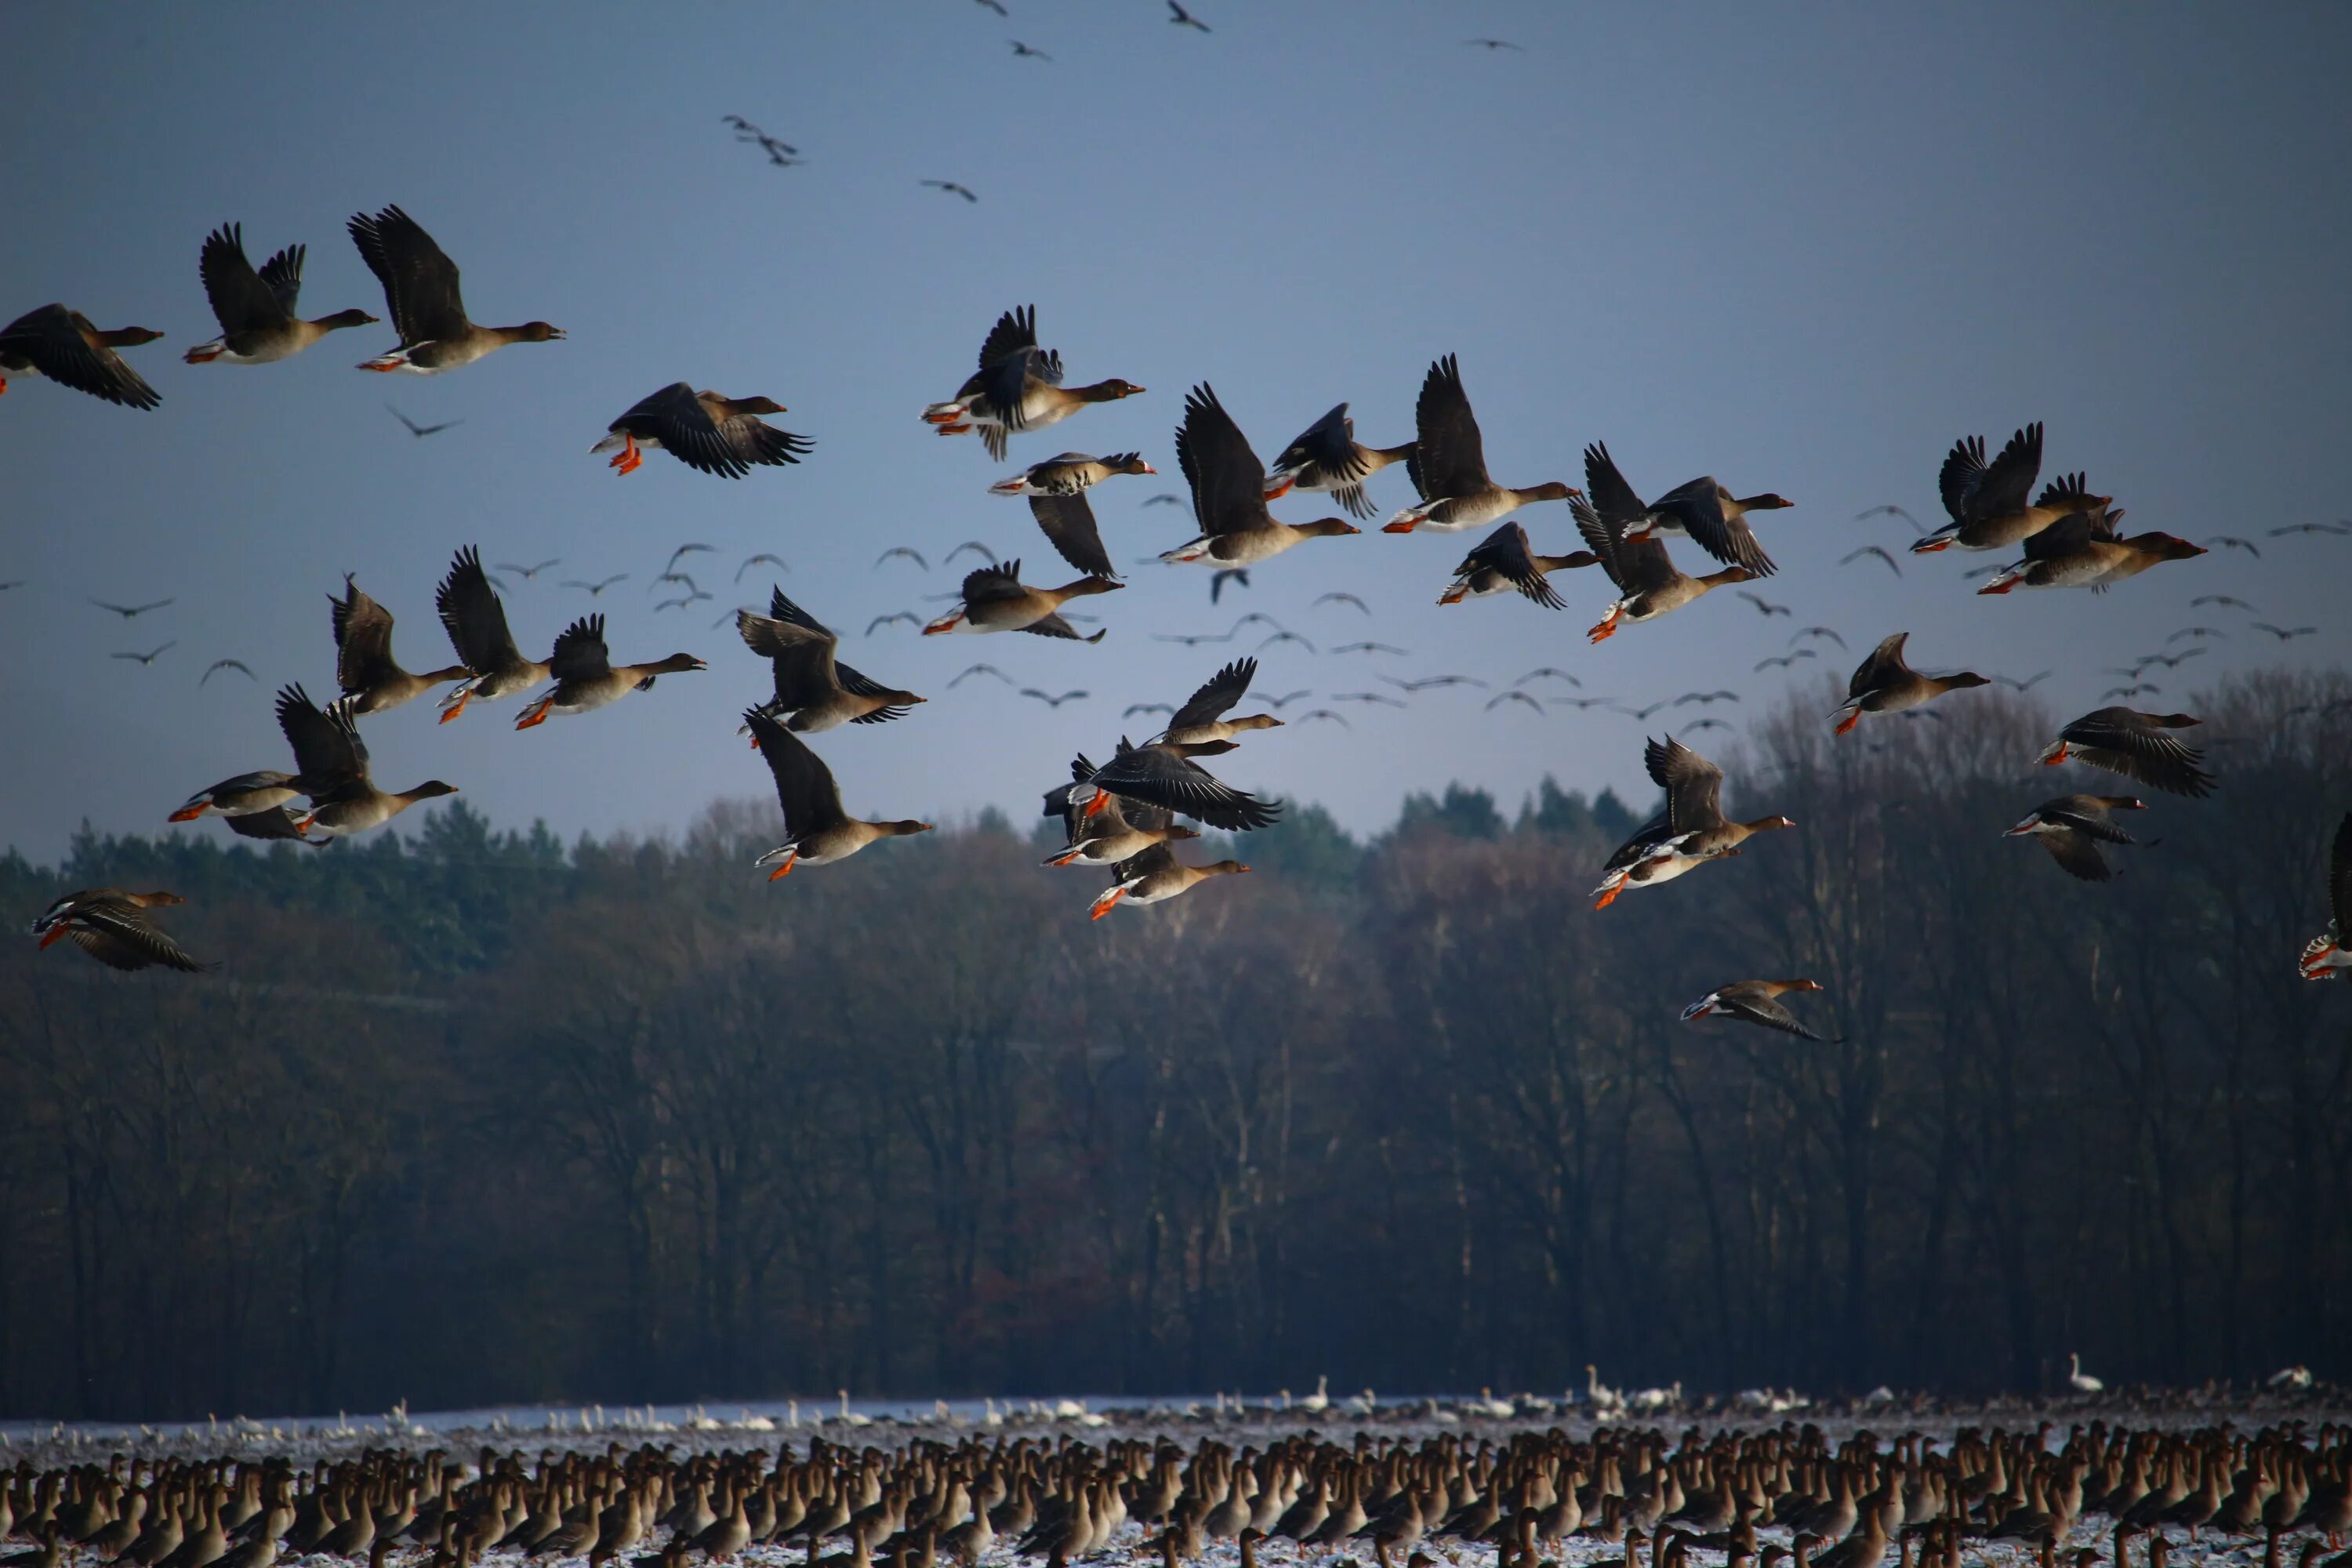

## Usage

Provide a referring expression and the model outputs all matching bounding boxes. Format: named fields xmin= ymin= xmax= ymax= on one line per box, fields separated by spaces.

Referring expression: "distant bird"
xmin=921 ymin=180 xmax=979 ymax=203
xmin=1515 ymin=668 xmax=1581 ymax=688
xmin=736 ymin=553 xmax=789 ymax=582
xmin=868 ymin=612 xmax=921 ymax=634
xmin=2205 ymin=535 xmax=2259 ymax=557
xmin=1854 ymin=503 xmax=1926 ymax=534
xmin=1021 ymin=688 xmax=1089 ymax=708
xmin=1682 ymin=979 xmax=1836 ymax=1041
xmin=1463 ymin=37 xmax=1526 ymax=50
xmin=1739 ymin=591 xmax=1791 ymax=617
xmin=594 ymin=385 xmax=809 ymax=477
xmin=0 ymin=303 xmax=164 ymax=408
xmin=1229 ymin=613 xmax=1285 ymax=633
xmin=724 ymin=118 xmax=802 ymax=167
xmin=1142 ymin=492 xmax=1186 ymax=507
xmin=1294 ymin=709 xmax=1348 ymax=728
xmin=1840 ymin=545 xmax=1902 ymax=575
xmin=2191 ymin=594 xmax=2255 ymax=610
xmin=2006 ymin=794 xmax=2147 ymax=882
xmin=1265 ymin=690 xmax=1313 ymax=708
xmin=1556 ymin=695 xmax=1617 ymax=710
xmin=1153 ymin=630 xmax=1232 ymax=647
xmin=2101 ymin=684 xmax=2162 ymax=702
xmin=1332 ymin=641 xmax=1406 ymax=656
xmin=1167 ymin=0 xmax=1210 ymax=31
xmin=946 ymin=540 xmax=999 ymax=564
xmin=2252 ymin=622 xmax=2318 ymax=641
xmin=2166 ymin=626 xmax=2224 ymax=643
xmin=1791 ymin=626 xmax=1846 ymax=649
xmin=1381 ymin=673 xmax=1486 ymax=691
xmin=1486 ymin=691 xmax=1544 ymax=714
xmin=1684 ymin=717 xmax=1735 ymax=735
xmin=973 ymin=0 xmax=1007 ymax=13
xmin=2270 ymin=521 xmax=2350 ymax=536
xmin=0 ymin=580 xmax=21 ymax=591
xmin=1124 ymin=702 xmax=1176 ymax=719
xmin=1991 ymin=670 xmax=2053 ymax=692
xmin=2141 ymin=647 xmax=2207 ymax=669
xmin=91 ymin=597 xmax=174 ymax=619
xmin=655 ymin=592 xmax=713 ymax=612
xmin=112 ymin=642 xmax=175 ymax=666
xmin=346 ymin=204 xmax=564 ymax=373
xmin=1755 ymin=652 xmax=1817 ymax=671
xmin=2038 ymin=707 xmax=2214 ymax=798
xmin=1315 ymin=592 xmax=1370 ymax=615
xmin=2299 ymin=813 xmax=2352 ymax=981
xmin=1210 ymin=568 xmax=1250 ymax=603
xmin=561 ymin=574 xmax=628 ymax=597
xmin=951 ymin=663 xmax=1014 ymax=688
xmin=743 ymin=711 xmax=931 ymax=879
xmin=1008 ymin=39 xmax=1051 ymax=59
xmin=1675 ymin=690 xmax=1740 ymax=707
xmin=877 ymin=546 xmax=930 ymax=571
xmin=1257 ymin=630 xmax=1315 ymax=654
xmin=496 ymin=557 xmax=561 ymax=580
xmin=651 ymin=571 xmax=700 ymax=593
xmin=1334 ymin=691 xmax=1407 ymax=709
xmin=200 ymin=659 xmax=254 ymax=685
xmin=29 ymin=889 xmax=211 ymax=974
xmin=1961 ymin=563 xmax=2005 ymax=580
xmin=386 ymin=404 xmax=460 ymax=438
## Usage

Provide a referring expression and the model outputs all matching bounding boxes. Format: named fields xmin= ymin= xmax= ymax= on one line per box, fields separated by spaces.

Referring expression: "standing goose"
xmin=742 ymin=710 xmax=931 ymax=877
xmin=1080 ymin=735 xmax=1281 ymax=832
xmin=2004 ymin=793 xmax=2147 ymax=881
xmin=1042 ymin=754 xmax=1202 ymax=867
xmin=1592 ymin=736 xmax=1793 ymax=909
xmin=1680 ymin=980 xmax=1838 ymax=1041
xmin=1976 ymin=506 xmax=2205 ymax=593
xmin=183 ymin=223 xmax=378 ymax=365
xmin=345 ymin=204 xmax=564 ymax=373
xmin=591 ymin=383 xmax=811 ymax=477
xmin=1915 ymin=424 xmax=2107 ymax=552
xmin=1265 ymin=403 xmax=1415 ymax=520
xmin=434 ymin=545 xmax=551 ymax=723
xmin=2036 ymin=708 xmax=2215 ymax=797
xmin=332 ymin=575 xmax=471 ymax=714
xmin=1577 ymin=492 xmax=1753 ymax=643
xmin=276 ymin=683 xmax=459 ymax=837
xmin=921 ymin=560 xmax=1120 ymax=639
xmin=30 ymin=890 xmax=212 ymax=973
xmin=1156 ymin=656 xmax=1283 ymax=746
xmin=737 ymin=587 xmax=924 ymax=733
xmin=921 ymin=304 xmax=1144 ymax=461
xmin=1831 ymin=632 xmax=1989 ymax=734
xmin=0 ymin=303 xmax=163 ymax=407
xmin=514 ymin=614 xmax=706 ymax=728
xmin=1584 ymin=441 xmax=1781 ymax=575
xmin=1437 ymin=521 xmax=1595 ymax=608
xmin=1089 ymin=845 xmax=1248 ymax=920
xmin=1158 ymin=384 xmax=1362 ymax=566
xmin=1381 ymin=355 xmax=1576 ymax=532
xmin=2299 ymin=813 xmax=2352 ymax=980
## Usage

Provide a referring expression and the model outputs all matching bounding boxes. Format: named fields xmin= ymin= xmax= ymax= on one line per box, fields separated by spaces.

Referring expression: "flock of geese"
xmin=9 ymin=194 xmax=2351 ymax=1028
xmin=5 ymin=1408 xmax=2352 ymax=1568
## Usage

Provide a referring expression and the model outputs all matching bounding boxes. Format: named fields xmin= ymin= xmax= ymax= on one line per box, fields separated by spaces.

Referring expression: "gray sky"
xmin=5 ymin=2 xmax=2349 ymax=862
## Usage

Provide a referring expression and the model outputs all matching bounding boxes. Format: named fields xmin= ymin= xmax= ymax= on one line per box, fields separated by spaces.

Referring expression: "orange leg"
xmin=935 ymin=421 xmax=971 ymax=435
xmin=292 ymin=813 xmax=318 ymax=833
xmin=1047 ymin=847 xmax=1087 ymax=866
xmin=1912 ymin=538 xmax=1951 ymax=554
xmin=2041 ymin=744 xmax=2067 ymax=765
xmin=1593 ymin=883 xmax=1623 ymax=911
xmin=38 ymin=924 xmax=69 ymax=949
xmin=767 ymin=851 xmax=797 ymax=881
xmin=1082 ymin=789 xmax=1113 ymax=818
xmin=438 ymin=691 xmax=470 ymax=724
xmin=1588 ymin=609 xmax=1622 ymax=644
xmin=1263 ymin=479 xmax=1294 ymax=501
xmin=168 ymin=804 xmax=208 ymax=822
xmin=1381 ymin=519 xmax=1418 ymax=535
xmin=515 ymin=698 xmax=554 ymax=729
xmin=1835 ymin=710 xmax=1861 ymax=736
xmin=1976 ymin=579 xmax=2018 ymax=596
xmin=1091 ymin=889 xmax=1126 ymax=920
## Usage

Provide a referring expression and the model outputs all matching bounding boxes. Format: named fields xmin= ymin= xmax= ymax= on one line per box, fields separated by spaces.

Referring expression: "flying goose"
xmin=1383 ymin=355 xmax=1575 ymax=532
xmin=742 ymin=710 xmax=931 ymax=877
xmin=592 ymin=384 xmax=811 ymax=477
xmin=184 ymin=223 xmax=377 ymax=365
xmin=346 ymin=204 xmax=564 ymax=373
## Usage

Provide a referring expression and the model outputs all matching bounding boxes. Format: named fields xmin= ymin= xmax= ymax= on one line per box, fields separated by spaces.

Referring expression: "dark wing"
xmin=1721 ymin=992 xmax=1828 ymax=1041
xmin=983 ymin=346 xmax=1055 ymax=432
xmin=1849 ymin=632 xmax=1912 ymax=699
xmin=0 ymin=304 xmax=161 ymax=409
xmin=329 ymin=577 xmax=400 ymax=692
xmin=1646 ymin=735 xmax=1725 ymax=831
xmin=547 ymin=614 xmax=613 ymax=683
xmin=1022 ymin=613 xmax=1100 ymax=641
xmin=2020 ymin=508 xmax=2102 ymax=562
xmin=256 ymin=241 xmax=305 ymax=314
xmin=2331 ymin=813 xmax=2352 ymax=931
xmin=764 ymin=586 xmax=834 ymax=637
xmin=67 ymin=906 xmax=210 ymax=973
xmin=1043 ymin=752 xmax=1100 ymax=821
xmin=720 ymin=408 xmax=813 ymax=468
xmin=1603 ymin=811 xmax=1677 ymax=875
xmin=1936 ymin=434 xmax=1987 ymax=524
xmin=1276 ymin=404 xmax=1366 ymax=481
xmin=2040 ymin=829 xmax=2114 ymax=882
xmin=1462 ymin=523 xmax=1564 ymax=609
xmin=1967 ymin=422 xmax=2042 ymax=522
xmin=2038 ymin=798 xmax=2137 ymax=846
xmin=961 ymin=561 xmax=1029 ymax=606
xmin=197 ymin=223 xmax=291 ymax=332
xmin=1111 ymin=844 xmax=1179 ymax=888
xmin=1582 ymin=441 xmax=1648 ymax=527
xmin=1649 ymin=477 xmax=1777 ymax=575
xmin=1091 ymin=746 xmax=1279 ymax=832
xmin=275 ymin=683 xmax=368 ymax=788
xmin=737 ymin=612 xmax=840 ymax=708
xmin=1168 ymin=657 xmax=1257 ymax=730
xmin=743 ymin=710 xmax=848 ymax=836
xmin=619 ymin=383 xmax=749 ymax=478
xmin=1410 ymin=354 xmax=1490 ymax=500
xmin=437 ymin=546 xmax=524 ymax=672
xmin=1174 ymin=385 xmax=1272 ymax=536
xmin=224 ymin=805 xmax=314 ymax=843
xmin=829 ymin=658 xmax=913 ymax=722
xmin=975 ymin=303 xmax=1038 ymax=371
xmin=1573 ymin=495 xmax=1677 ymax=595
xmin=2056 ymin=707 xmax=2214 ymax=798
xmin=1029 ymin=492 xmax=1119 ymax=578
xmin=347 ymin=205 xmax=469 ymax=344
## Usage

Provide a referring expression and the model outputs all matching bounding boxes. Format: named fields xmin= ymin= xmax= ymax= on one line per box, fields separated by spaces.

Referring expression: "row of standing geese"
xmin=6 ymin=1415 xmax=2352 ymax=1568
xmin=12 ymin=209 xmax=2349 ymax=1022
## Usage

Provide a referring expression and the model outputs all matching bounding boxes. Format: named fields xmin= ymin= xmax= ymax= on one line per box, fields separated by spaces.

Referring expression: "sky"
xmin=5 ymin=2 xmax=2350 ymax=864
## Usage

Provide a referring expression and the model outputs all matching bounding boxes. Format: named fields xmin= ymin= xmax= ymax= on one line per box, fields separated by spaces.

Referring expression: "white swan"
xmin=2067 ymin=1352 xmax=2103 ymax=1394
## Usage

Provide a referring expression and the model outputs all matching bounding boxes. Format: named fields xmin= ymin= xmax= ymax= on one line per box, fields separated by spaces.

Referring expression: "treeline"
xmin=2 ymin=673 xmax=2349 ymax=1423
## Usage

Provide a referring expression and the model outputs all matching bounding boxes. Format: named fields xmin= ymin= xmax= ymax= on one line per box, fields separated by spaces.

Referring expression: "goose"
xmin=276 ymin=683 xmax=458 ymax=837
xmin=990 ymin=450 xmax=1155 ymax=497
xmin=434 ymin=545 xmax=552 ymax=722
xmin=29 ymin=890 xmax=212 ymax=973
xmin=1383 ymin=355 xmax=1576 ymax=532
xmin=1152 ymin=656 xmax=1283 ymax=746
xmin=0 ymin=303 xmax=163 ymax=407
xmin=2035 ymin=708 xmax=2214 ymax=797
xmin=346 ymin=205 xmax=564 ymax=372
xmin=1584 ymin=441 xmax=1783 ymax=575
xmin=2299 ymin=813 xmax=2352 ymax=980
xmin=169 ymin=771 xmax=304 ymax=825
xmin=743 ymin=711 xmax=931 ymax=877
xmin=514 ymin=614 xmax=706 ymax=727
xmin=1976 ymin=506 xmax=2206 ymax=593
xmin=737 ymin=588 xmax=924 ymax=732
xmin=921 ymin=305 xmax=1142 ymax=461
xmin=921 ymin=561 xmax=1120 ymax=638
xmin=1159 ymin=385 xmax=1363 ymax=565
xmin=1681 ymin=981 xmax=1838 ymax=1041
xmin=1265 ymin=403 xmax=1415 ymax=520
xmin=1831 ymin=633 xmax=1989 ymax=734
xmin=591 ymin=384 xmax=811 ymax=477
xmin=1044 ymin=757 xmax=1203 ymax=866
xmin=183 ymin=223 xmax=377 ymax=365
xmin=1592 ymin=736 xmax=1792 ymax=909
xmin=1076 ymin=735 xmax=1281 ymax=832
xmin=1914 ymin=425 xmax=2103 ymax=552
xmin=2005 ymin=795 xmax=2147 ymax=882
xmin=1437 ymin=522 xmax=1595 ymax=607
xmin=331 ymin=575 xmax=470 ymax=714
xmin=1577 ymin=491 xmax=1752 ymax=642
xmin=1089 ymin=845 xmax=1250 ymax=920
